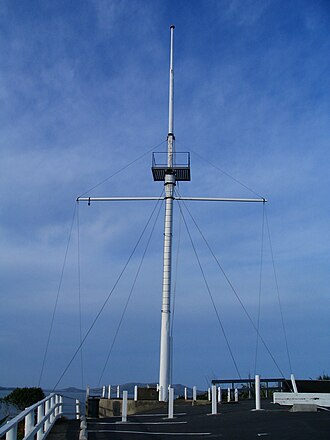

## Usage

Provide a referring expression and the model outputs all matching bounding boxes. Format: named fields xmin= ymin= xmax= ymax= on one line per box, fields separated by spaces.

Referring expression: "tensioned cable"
xmin=265 ymin=205 xmax=293 ymax=373
xmin=189 ymin=148 xmax=263 ymax=199
xmin=38 ymin=204 xmax=77 ymax=387
xmin=97 ymin=193 xmax=164 ymax=385
xmin=78 ymin=139 xmax=166 ymax=198
xmin=76 ymin=202 xmax=84 ymax=390
xmin=51 ymin=192 xmax=165 ymax=391
xmin=177 ymin=199 xmax=242 ymax=379
xmin=254 ymin=204 xmax=265 ymax=376
xmin=177 ymin=193 xmax=288 ymax=381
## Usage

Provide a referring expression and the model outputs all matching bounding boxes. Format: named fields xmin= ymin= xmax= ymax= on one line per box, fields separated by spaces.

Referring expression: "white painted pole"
xmin=211 ymin=385 xmax=217 ymax=415
xmin=168 ymin=387 xmax=174 ymax=419
xmin=158 ymin=386 xmax=163 ymax=401
xmin=193 ymin=386 xmax=197 ymax=401
xmin=7 ymin=425 xmax=17 ymax=440
xmin=44 ymin=399 xmax=50 ymax=432
xmin=255 ymin=375 xmax=261 ymax=410
xmin=227 ymin=388 xmax=231 ymax=402
xmin=108 ymin=385 xmax=111 ymax=399
xmin=102 ymin=386 xmax=106 ymax=398
xmin=234 ymin=388 xmax=238 ymax=402
xmin=37 ymin=403 xmax=44 ymax=440
xmin=24 ymin=410 xmax=34 ymax=438
xmin=217 ymin=386 xmax=222 ymax=403
xmin=117 ymin=385 xmax=120 ymax=399
xmin=122 ymin=391 xmax=128 ymax=423
xmin=159 ymin=25 xmax=176 ymax=402
xmin=184 ymin=387 xmax=187 ymax=400
xmin=75 ymin=400 xmax=80 ymax=420
xmin=134 ymin=385 xmax=138 ymax=401
xmin=208 ymin=388 xmax=211 ymax=401
xmin=291 ymin=374 xmax=298 ymax=393
xmin=86 ymin=385 xmax=90 ymax=400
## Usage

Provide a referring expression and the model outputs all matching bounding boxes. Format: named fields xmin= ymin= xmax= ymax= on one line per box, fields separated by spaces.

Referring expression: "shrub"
xmin=3 ymin=387 xmax=45 ymax=410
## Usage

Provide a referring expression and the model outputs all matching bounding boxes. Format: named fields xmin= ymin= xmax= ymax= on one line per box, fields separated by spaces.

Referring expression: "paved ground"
xmin=85 ymin=400 xmax=330 ymax=439
xmin=47 ymin=419 xmax=80 ymax=440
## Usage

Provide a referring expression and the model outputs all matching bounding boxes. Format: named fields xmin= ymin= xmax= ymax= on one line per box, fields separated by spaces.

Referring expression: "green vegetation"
xmin=1 ymin=387 xmax=45 ymax=410
xmin=317 ymin=374 xmax=330 ymax=380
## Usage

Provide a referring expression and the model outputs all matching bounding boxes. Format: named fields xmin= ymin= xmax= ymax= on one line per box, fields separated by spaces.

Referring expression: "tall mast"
xmin=159 ymin=25 xmax=176 ymax=401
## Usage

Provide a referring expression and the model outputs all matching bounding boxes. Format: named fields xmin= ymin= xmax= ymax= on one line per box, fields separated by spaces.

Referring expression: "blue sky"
xmin=1 ymin=0 xmax=329 ymax=390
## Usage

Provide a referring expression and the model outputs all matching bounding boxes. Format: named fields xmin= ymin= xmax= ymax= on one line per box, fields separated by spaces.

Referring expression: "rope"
xmin=254 ymin=204 xmax=265 ymax=376
xmin=78 ymin=139 xmax=166 ymax=197
xmin=97 ymin=192 xmax=164 ymax=385
xmin=38 ymin=204 xmax=77 ymax=387
xmin=265 ymin=206 xmax=293 ymax=373
xmin=51 ymin=194 xmax=165 ymax=391
xmin=177 ymin=194 xmax=288 ymax=380
xmin=190 ymin=148 xmax=264 ymax=199
xmin=177 ymin=199 xmax=242 ymax=379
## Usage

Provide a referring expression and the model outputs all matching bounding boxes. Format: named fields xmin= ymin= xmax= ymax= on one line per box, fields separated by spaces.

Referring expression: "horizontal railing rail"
xmin=0 ymin=393 xmax=81 ymax=440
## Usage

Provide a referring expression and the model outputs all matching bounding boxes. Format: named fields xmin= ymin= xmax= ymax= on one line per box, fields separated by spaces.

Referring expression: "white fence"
xmin=0 ymin=393 xmax=81 ymax=440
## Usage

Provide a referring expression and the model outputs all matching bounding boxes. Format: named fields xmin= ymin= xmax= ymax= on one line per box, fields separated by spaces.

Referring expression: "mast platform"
xmin=151 ymin=152 xmax=191 ymax=181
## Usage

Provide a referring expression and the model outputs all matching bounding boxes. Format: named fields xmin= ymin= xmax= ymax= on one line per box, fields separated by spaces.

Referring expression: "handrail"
xmin=0 ymin=393 xmax=81 ymax=440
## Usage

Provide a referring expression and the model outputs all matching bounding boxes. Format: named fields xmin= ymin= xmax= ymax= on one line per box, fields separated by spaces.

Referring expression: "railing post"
xmin=50 ymin=395 xmax=55 ymax=423
xmin=76 ymin=400 xmax=80 ymax=420
xmin=59 ymin=395 xmax=63 ymax=415
xmin=116 ymin=385 xmax=120 ymax=399
xmin=158 ymin=386 xmax=163 ymax=402
xmin=184 ymin=387 xmax=187 ymax=400
xmin=234 ymin=388 xmax=238 ymax=402
xmin=108 ymin=385 xmax=111 ymax=399
xmin=255 ymin=375 xmax=261 ymax=410
xmin=122 ymin=391 xmax=128 ymax=423
xmin=227 ymin=388 xmax=231 ymax=402
xmin=44 ymin=399 xmax=50 ymax=432
xmin=6 ymin=425 xmax=17 ymax=440
xmin=168 ymin=387 xmax=174 ymax=419
xmin=102 ymin=386 xmax=106 ymax=398
xmin=86 ymin=385 xmax=90 ymax=400
xmin=207 ymin=388 xmax=211 ymax=401
xmin=24 ymin=410 xmax=34 ymax=438
xmin=37 ymin=403 xmax=45 ymax=440
xmin=291 ymin=374 xmax=298 ymax=393
xmin=211 ymin=385 xmax=217 ymax=415
xmin=134 ymin=385 xmax=138 ymax=401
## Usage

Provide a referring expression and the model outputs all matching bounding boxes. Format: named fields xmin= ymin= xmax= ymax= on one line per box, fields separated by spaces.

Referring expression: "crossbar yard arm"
xmin=175 ymin=197 xmax=267 ymax=203
xmin=77 ymin=197 xmax=165 ymax=202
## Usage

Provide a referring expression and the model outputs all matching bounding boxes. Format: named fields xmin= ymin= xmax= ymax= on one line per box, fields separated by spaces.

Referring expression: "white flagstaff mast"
xmin=158 ymin=24 xmax=176 ymax=401
xmin=77 ymin=25 xmax=266 ymax=402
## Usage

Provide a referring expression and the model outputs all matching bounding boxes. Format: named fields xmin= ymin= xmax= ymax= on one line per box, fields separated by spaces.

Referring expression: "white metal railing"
xmin=0 ymin=393 xmax=81 ymax=440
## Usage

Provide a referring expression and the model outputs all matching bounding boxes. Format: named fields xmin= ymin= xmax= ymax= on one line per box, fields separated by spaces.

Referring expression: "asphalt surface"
xmin=85 ymin=400 xmax=330 ymax=439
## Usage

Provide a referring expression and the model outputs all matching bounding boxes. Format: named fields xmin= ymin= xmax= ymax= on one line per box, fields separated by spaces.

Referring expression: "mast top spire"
xmin=168 ymin=25 xmax=175 ymax=137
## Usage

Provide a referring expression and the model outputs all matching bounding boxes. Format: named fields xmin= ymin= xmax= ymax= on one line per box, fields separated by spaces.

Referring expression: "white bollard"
xmin=122 ymin=391 xmax=128 ymax=422
xmin=134 ymin=385 xmax=138 ymax=401
xmin=208 ymin=388 xmax=211 ymax=401
xmin=217 ymin=386 xmax=222 ymax=403
xmin=211 ymin=385 xmax=217 ymax=415
xmin=168 ymin=387 xmax=174 ymax=419
xmin=227 ymin=388 xmax=231 ymax=402
xmin=193 ymin=386 xmax=197 ymax=402
xmin=255 ymin=375 xmax=261 ymax=410
xmin=184 ymin=387 xmax=187 ymax=400
xmin=290 ymin=373 xmax=298 ymax=393
xmin=75 ymin=400 xmax=80 ymax=420
xmin=117 ymin=385 xmax=120 ymax=399
xmin=102 ymin=386 xmax=106 ymax=398
xmin=234 ymin=388 xmax=238 ymax=402
xmin=108 ymin=385 xmax=111 ymax=399
xmin=159 ymin=386 xmax=163 ymax=402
